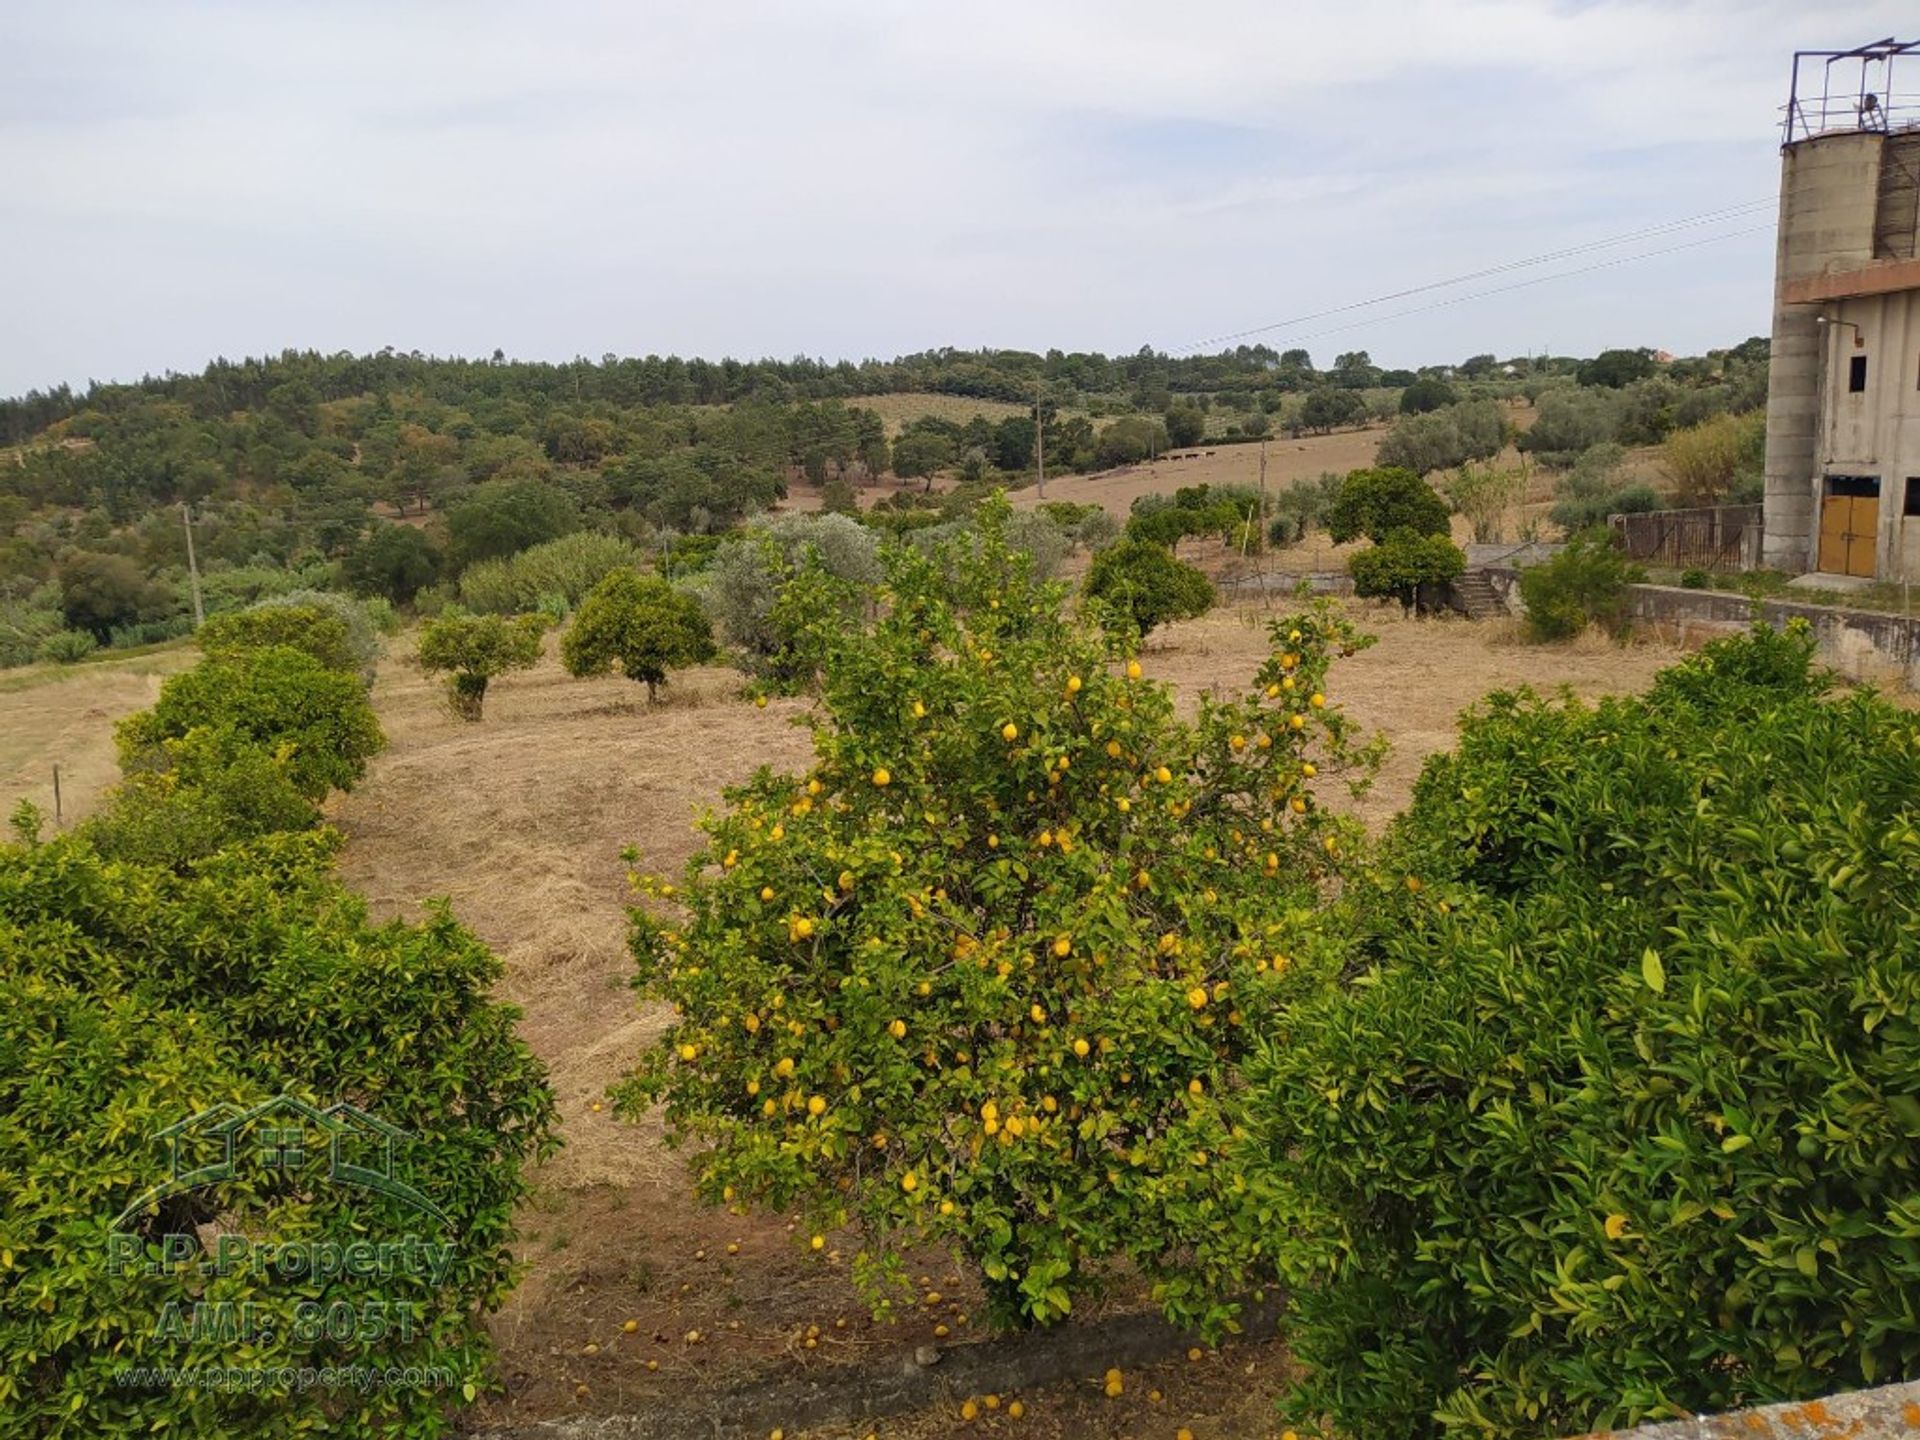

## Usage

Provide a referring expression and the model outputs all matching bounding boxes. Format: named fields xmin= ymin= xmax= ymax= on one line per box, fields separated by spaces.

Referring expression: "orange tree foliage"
xmin=619 ymin=500 xmax=1381 ymax=1331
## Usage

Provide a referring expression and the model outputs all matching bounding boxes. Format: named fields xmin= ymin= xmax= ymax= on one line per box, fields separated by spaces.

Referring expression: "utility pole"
xmin=1034 ymin=394 xmax=1045 ymax=499
xmin=181 ymin=502 xmax=204 ymax=629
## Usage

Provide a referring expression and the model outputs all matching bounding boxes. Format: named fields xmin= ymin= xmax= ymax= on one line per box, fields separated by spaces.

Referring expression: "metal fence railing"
xmin=1610 ymin=504 xmax=1762 ymax=572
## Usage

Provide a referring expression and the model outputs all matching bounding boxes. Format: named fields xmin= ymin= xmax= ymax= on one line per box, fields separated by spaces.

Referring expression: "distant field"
xmin=856 ymin=392 xmax=1040 ymax=436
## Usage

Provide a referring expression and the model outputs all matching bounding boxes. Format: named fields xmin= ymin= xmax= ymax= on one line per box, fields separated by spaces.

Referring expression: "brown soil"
xmin=322 ymin=609 xmax=1687 ymax=1437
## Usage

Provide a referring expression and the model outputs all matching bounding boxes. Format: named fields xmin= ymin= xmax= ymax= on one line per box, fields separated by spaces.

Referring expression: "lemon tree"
xmin=620 ymin=498 xmax=1379 ymax=1332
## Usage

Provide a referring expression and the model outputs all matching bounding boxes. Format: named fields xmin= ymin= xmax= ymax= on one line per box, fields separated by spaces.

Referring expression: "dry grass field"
xmin=0 ymin=645 xmax=197 ymax=826
xmin=853 ymin=393 xmax=1038 ymax=437
xmin=316 ymin=604 xmax=1688 ymax=1435
xmin=0 ymin=602 xmax=1694 ymax=1433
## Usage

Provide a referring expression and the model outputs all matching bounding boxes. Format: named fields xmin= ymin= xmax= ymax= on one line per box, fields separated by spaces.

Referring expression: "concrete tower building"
xmin=1764 ymin=40 xmax=1920 ymax=582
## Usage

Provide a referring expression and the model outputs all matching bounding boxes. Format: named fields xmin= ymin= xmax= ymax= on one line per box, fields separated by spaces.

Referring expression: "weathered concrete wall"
xmin=1566 ymin=1377 xmax=1920 ymax=1439
xmin=1623 ymin=583 xmax=1920 ymax=689
xmin=1766 ymin=131 xmax=1884 ymax=572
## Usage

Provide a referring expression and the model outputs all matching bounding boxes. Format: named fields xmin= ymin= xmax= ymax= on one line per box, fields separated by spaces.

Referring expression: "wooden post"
xmin=52 ymin=764 xmax=61 ymax=828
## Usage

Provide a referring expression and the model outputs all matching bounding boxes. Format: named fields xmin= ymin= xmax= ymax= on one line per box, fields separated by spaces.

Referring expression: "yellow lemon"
xmin=1072 ymin=1038 xmax=1090 ymax=1058
xmin=1002 ymin=722 xmax=1019 ymax=742
xmin=872 ymin=767 xmax=891 ymax=787
xmin=1126 ymin=660 xmax=1142 ymax=680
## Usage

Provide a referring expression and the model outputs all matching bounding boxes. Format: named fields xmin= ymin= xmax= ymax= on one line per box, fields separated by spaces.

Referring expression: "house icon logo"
xmin=113 ymin=1094 xmax=447 ymax=1230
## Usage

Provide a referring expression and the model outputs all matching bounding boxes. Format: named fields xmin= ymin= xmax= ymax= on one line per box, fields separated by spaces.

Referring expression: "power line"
xmin=1169 ymin=197 xmax=1776 ymax=354
xmin=1259 ymin=223 xmax=1771 ymax=350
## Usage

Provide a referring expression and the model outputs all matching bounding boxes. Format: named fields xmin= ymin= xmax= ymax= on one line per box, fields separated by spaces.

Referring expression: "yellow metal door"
xmin=1819 ymin=496 xmax=1851 ymax=574
xmin=1845 ymin=494 xmax=1878 ymax=577
xmin=1819 ymin=481 xmax=1881 ymax=578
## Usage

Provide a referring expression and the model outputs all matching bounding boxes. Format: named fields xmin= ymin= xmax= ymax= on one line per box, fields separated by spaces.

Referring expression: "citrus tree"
xmin=1081 ymin=537 xmax=1214 ymax=640
xmin=417 ymin=612 xmax=546 ymax=720
xmin=619 ymin=499 xmax=1379 ymax=1333
xmin=561 ymin=571 xmax=714 ymax=702
xmin=116 ymin=644 xmax=383 ymax=801
xmin=1251 ymin=624 xmax=1920 ymax=1439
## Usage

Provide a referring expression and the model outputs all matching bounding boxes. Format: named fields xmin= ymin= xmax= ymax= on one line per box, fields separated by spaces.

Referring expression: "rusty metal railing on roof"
xmin=1782 ymin=38 xmax=1920 ymax=146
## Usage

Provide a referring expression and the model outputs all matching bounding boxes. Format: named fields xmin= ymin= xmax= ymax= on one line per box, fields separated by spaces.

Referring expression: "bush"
xmin=1348 ymin=529 xmax=1466 ymax=612
xmin=1399 ymin=376 xmax=1457 ymax=414
xmin=456 ymin=531 xmax=648 ymax=616
xmin=1517 ymin=532 xmax=1643 ymax=641
xmin=0 ymin=830 xmax=556 ymax=1437
xmin=198 ymin=603 xmax=359 ymax=675
xmin=117 ymin=645 xmax=384 ymax=800
xmin=36 ymin=628 xmax=98 ymax=664
xmin=1252 ymin=625 xmax=1920 ymax=1439
xmin=82 ymin=725 xmax=320 ymax=867
xmin=561 ymin=570 xmax=716 ymax=701
xmin=703 ymin=515 xmax=882 ymax=681
xmin=1326 ymin=467 xmax=1451 ymax=545
xmin=1663 ymin=411 xmax=1766 ymax=505
xmin=249 ymin=587 xmax=387 ymax=683
xmin=1520 ymin=390 xmax=1622 ymax=467
xmin=1082 ymin=537 xmax=1214 ymax=640
xmin=417 ymin=612 xmax=547 ymax=720
xmin=343 ymin=522 xmax=442 ymax=605
xmin=620 ymin=505 xmax=1379 ymax=1333
xmin=1679 ymin=567 xmax=1709 ymax=589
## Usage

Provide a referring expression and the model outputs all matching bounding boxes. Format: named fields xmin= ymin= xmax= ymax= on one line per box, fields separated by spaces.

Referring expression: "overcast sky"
xmin=1 ymin=2 xmax=1909 ymax=395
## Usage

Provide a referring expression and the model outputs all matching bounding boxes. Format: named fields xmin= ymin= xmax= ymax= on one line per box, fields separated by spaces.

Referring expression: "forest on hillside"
xmin=0 ymin=339 xmax=1768 ymax=667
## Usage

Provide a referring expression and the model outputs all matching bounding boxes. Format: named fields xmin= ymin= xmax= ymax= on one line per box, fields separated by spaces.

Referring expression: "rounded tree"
xmin=561 ymin=571 xmax=715 ymax=702
xmin=417 ymin=612 xmax=547 ymax=720
xmin=1325 ymin=466 xmax=1451 ymax=545
xmin=1081 ymin=537 xmax=1214 ymax=640
xmin=620 ymin=503 xmax=1380 ymax=1333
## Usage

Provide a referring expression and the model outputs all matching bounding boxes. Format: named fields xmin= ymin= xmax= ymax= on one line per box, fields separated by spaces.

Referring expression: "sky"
xmin=1 ymin=1 xmax=1912 ymax=396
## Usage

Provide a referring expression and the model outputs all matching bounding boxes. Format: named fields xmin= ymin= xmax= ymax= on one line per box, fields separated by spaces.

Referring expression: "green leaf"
xmin=1640 ymin=949 xmax=1665 ymax=994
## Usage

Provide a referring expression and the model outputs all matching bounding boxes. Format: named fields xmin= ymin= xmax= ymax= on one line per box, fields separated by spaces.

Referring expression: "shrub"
xmin=1399 ymin=376 xmax=1457 ymax=414
xmin=249 ymin=589 xmax=385 ymax=681
xmin=1663 ymin=411 xmax=1767 ymax=505
xmin=36 ymin=628 xmax=97 ymax=664
xmin=1348 ymin=529 xmax=1466 ymax=613
xmin=704 ymin=515 xmax=882 ymax=683
xmin=417 ymin=612 xmax=547 ymax=720
xmin=1517 ymin=532 xmax=1643 ymax=641
xmin=82 ymin=725 xmax=320 ymax=867
xmin=0 ymin=830 xmax=556 ymax=1438
xmin=117 ymin=645 xmax=384 ymax=801
xmin=343 ymin=522 xmax=442 ymax=604
xmin=198 ymin=604 xmax=359 ymax=675
xmin=1679 ymin=567 xmax=1709 ymax=589
xmin=561 ymin=571 xmax=716 ymax=702
xmin=1326 ymin=467 xmax=1451 ymax=545
xmin=1082 ymin=537 xmax=1214 ymax=640
xmin=456 ymin=531 xmax=647 ymax=616
xmin=1441 ymin=460 xmax=1529 ymax=545
xmin=1252 ymin=625 xmax=1920 ymax=1439
xmin=620 ymin=506 xmax=1379 ymax=1334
